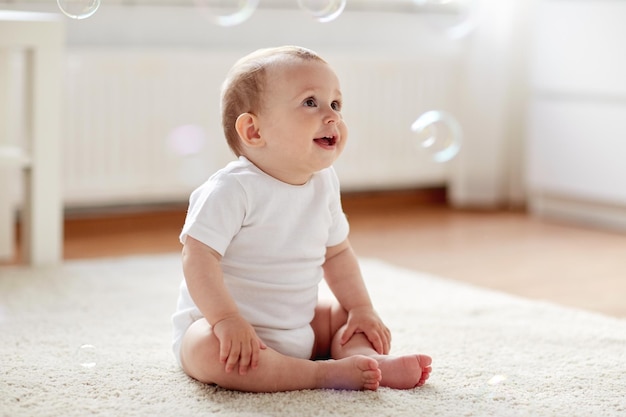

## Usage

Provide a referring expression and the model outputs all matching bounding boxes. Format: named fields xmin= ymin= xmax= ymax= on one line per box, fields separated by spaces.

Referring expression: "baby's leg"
xmin=331 ymin=325 xmax=432 ymax=389
xmin=312 ymin=300 xmax=432 ymax=389
xmin=179 ymin=318 xmax=381 ymax=392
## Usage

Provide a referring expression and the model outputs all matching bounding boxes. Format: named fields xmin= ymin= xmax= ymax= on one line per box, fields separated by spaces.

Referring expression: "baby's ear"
xmin=235 ymin=112 xmax=264 ymax=148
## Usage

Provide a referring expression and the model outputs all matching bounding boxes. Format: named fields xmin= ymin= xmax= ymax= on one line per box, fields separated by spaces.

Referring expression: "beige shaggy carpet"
xmin=1 ymin=254 xmax=625 ymax=417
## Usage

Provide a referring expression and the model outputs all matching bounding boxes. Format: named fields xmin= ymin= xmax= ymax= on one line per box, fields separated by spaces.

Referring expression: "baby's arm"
xmin=182 ymin=236 xmax=266 ymax=375
xmin=323 ymin=239 xmax=391 ymax=354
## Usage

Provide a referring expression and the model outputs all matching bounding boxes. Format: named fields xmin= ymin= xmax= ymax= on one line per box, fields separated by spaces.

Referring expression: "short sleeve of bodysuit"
xmin=179 ymin=169 xmax=247 ymax=256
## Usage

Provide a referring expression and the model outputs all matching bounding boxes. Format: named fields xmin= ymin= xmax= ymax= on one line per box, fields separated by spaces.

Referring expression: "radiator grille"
xmin=62 ymin=48 xmax=457 ymax=207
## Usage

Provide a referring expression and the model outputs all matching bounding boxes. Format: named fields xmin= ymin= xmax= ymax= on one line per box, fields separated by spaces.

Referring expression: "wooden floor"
xmin=4 ymin=189 xmax=626 ymax=318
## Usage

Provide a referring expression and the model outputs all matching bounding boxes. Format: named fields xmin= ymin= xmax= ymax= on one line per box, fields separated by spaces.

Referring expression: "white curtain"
xmin=448 ymin=0 xmax=538 ymax=208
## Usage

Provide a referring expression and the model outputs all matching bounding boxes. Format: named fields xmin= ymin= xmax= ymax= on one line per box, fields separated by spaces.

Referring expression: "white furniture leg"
xmin=0 ymin=11 xmax=65 ymax=265
xmin=0 ymin=49 xmax=12 ymax=260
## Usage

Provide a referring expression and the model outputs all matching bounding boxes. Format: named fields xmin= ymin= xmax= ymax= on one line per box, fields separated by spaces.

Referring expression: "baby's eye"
xmin=331 ymin=101 xmax=342 ymax=111
xmin=304 ymin=98 xmax=317 ymax=107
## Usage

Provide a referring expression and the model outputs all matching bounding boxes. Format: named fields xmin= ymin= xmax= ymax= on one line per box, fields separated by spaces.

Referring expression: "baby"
xmin=172 ymin=45 xmax=432 ymax=392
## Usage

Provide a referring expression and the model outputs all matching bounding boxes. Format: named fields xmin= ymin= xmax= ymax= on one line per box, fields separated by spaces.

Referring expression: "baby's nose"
xmin=324 ymin=109 xmax=340 ymax=124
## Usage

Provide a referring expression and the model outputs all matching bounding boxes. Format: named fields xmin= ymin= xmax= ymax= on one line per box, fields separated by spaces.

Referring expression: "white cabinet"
xmin=525 ymin=0 xmax=626 ymax=231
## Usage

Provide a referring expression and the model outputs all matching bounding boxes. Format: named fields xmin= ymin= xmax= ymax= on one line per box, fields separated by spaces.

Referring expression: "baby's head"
xmin=220 ymin=46 xmax=327 ymax=156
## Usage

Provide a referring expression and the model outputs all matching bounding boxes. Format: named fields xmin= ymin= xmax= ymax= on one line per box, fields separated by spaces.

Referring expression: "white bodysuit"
xmin=171 ymin=156 xmax=349 ymax=365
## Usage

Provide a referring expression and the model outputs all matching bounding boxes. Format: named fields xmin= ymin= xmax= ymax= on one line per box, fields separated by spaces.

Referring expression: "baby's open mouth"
xmin=313 ymin=136 xmax=337 ymax=147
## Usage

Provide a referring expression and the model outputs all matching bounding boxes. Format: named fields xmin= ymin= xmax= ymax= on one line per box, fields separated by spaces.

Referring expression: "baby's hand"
xmin=212 ymin=315 xmax=266 ymax=375
xmin=341 ymin=306 xmax=391 ymax=355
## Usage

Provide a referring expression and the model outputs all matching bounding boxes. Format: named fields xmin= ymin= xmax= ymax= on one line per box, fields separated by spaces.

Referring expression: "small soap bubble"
xmin=484 ymin=374 xmax=515 ymax=403
xmin=76 ymin=344 xmax=99 ymax=369
xmin=195 ymin=0 xmax=259 ymax=27
xmin=411 ymin=110 xmax=462 ymax=163
xmin=298 ymin=0 xmax=346 ymax=23
xmin=167 ymin=124 xmax=207 ymax=156
xmin=487 ymin=374 xmax=507 ymax=386
xmin=56 ymin=0 xmax=100 ymax=19
xmin=478 ymin=374 xmax=521 ymax=416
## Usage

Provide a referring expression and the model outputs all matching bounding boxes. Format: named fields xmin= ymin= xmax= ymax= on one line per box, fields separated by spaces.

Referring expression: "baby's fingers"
xmin=219 ymin=339 xmax=232 ymax=364
xmin=367 ymin=331 xmax=385 ymax=354
xmin=238 ymin=342 xmax=253 ymax=375
xmin=340 ymin=322 xmax=358 ymax=345
xmin=383 ymin=327 xmax=392 ymax=353
xmin=249 ymin=339 xmax=266 ymax=371
xmin=375 ymin=328 xmax=393 ymax=354
xmin=364 ymin=324 xmax=391 ymax=354
xmin=223 ymin=344 xmax=242 ymax=373
xmin=237 ymin=337 xmax=267 ymax=375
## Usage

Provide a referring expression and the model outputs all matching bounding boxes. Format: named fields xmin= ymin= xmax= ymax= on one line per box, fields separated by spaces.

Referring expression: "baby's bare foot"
xmin=318 ymin=355 xmax=381 ymax=391
xmin=376 ymin=354 xmax=432 ymax=389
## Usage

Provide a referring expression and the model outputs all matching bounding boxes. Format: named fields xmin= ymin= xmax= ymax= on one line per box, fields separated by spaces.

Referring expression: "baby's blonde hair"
xmin=220 ymin=45 xmax=327 ymax=156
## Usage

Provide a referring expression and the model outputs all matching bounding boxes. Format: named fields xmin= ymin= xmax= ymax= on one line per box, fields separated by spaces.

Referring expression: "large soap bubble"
xmin=57 ymin=0 xmax=100 ymax=19
xmin=298 ymin=0 xmax=347 ymax=23
xmin=196 ymin=0 xmax=259 ymax=27
xmin=411 ymin=110 xmax=462 ymax=163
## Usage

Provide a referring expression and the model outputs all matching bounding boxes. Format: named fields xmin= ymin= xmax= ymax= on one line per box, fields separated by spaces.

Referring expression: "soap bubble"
xmin=298 ymin=0 xmax=346 ymax=23
xmin=195 ymin=0 xmax=259 ymax=27
xmin=413 ymin=0 xmax=482 ymax=39
xmin=167 ymin=124 xmax=207 ymax=156
xmin=481 ymin=374 xmax=519 ymax=415
xmin=485 ymin=375 xmax=515 ymax=403
xmin=411 ymin=110 xmax=462 ymax=163
xmin=57 ymin=0 xmax=100 ymax=19
xmin=75 ymin=344 xmax=99 ymax=369
xmin=487 ymin=374 xmax=507 ymax=388
xmin=166 ymin=124 xmax=214 ymax=186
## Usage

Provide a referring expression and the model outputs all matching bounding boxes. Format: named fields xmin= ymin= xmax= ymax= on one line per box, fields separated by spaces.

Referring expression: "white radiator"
xmin=62 ymin=48 xmax=457 ymax=208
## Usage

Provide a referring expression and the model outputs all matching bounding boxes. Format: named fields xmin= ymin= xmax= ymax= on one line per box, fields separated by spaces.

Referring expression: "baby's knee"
xmin=180 ymin=320 xmax=221 ymax=383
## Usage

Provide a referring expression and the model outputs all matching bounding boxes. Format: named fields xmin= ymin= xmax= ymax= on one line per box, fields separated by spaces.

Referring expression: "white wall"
xmin=525 ymin=0 xmax=626 ymax=231
xmin=2 ymin=0 xmax=531 ymax=209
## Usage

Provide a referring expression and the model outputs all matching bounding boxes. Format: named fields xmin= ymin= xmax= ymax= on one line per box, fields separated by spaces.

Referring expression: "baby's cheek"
xmin=339 ymin=123 xmax=348 ymax=140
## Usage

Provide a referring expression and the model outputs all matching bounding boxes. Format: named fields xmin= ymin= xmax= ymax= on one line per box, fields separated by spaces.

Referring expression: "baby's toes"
xmin=363 ymin=371 xmax=381 ymax=390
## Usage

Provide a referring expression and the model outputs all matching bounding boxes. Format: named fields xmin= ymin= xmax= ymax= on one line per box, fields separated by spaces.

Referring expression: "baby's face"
xmin=251 ymin=58 xmax=348 ymax=185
